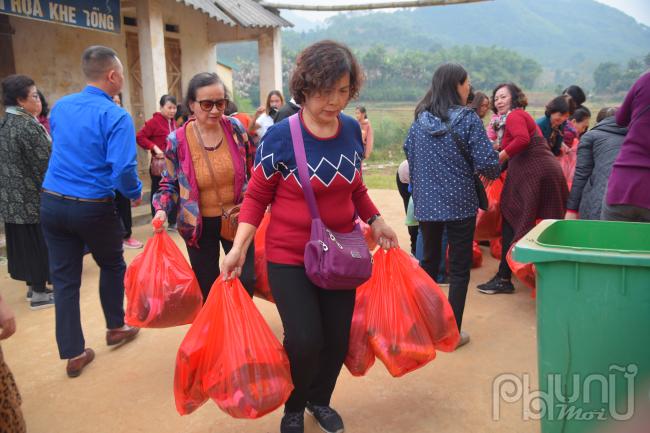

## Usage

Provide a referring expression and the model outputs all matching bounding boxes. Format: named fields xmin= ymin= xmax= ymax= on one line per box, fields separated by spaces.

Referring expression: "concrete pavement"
xmin=0 ymin=189 xmax=540 ymax=433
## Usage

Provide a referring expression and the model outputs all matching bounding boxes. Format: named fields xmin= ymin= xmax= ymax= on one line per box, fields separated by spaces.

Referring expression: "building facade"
xmin=1 ymin=0 xmax=290 ymax=170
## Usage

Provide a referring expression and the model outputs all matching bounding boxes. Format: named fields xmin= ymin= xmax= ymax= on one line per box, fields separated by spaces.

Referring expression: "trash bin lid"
xmin=513 ymin=220 xmax=650 ymax=267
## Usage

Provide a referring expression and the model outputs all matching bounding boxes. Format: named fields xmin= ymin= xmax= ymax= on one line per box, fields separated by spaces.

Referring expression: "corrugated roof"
xmin=214 ymin=0 xmax=292 ymax=28
xmin=177 ymin=0 xmax=236 ymax=26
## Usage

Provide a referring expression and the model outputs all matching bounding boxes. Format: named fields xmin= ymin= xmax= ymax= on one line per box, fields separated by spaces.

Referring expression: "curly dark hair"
xmin=1 ymin=74 xmax=35 ymax=107
xmin=491 ymin=82 xmax=528 ymax=114
xmin=290 ymin=40 xmax=363 ymax=105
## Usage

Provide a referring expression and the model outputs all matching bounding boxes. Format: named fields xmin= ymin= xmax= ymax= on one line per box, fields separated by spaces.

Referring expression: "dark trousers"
xmin=40 ymin=193 xmax=126 ymax=359
xmin=268 ymin=262 xmax=356 ymax=412
xmin=150 ymin=174 xmax=177 ymax=225
xmin=185 ymin=216 xmax=255 ymax=301
xmin=114 ymin=190 xmax=132 ymax=239
xmin=419 ymin=216 xmax=476 ymax=331
xmin=396 ymin=172 xmax=419 ymax=255
xmin=498 ymin=218 xmax=515 ymax=280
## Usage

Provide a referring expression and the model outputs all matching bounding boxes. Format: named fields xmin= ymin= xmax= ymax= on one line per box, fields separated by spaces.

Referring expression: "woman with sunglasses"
xmin=152 ymin=72 xmax=255 ymax=301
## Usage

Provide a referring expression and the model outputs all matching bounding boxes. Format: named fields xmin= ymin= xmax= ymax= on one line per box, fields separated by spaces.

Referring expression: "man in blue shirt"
xmin=40 ymin=45 xmax=143 ymax=378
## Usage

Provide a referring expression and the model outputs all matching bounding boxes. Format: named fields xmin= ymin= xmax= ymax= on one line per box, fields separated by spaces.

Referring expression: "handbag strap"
xmin=193 ymin=122 xmax=227 ymax=215
xmin=288 ymin=113 xmax=321 ymax=220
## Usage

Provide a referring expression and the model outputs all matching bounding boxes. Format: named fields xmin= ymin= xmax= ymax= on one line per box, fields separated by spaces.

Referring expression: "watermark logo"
xmin=492 ymin=364 xmax=638 ymax=421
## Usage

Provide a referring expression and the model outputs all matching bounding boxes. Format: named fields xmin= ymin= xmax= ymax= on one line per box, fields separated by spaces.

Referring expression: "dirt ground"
xmin=0 ymin=189 xmax=540 ymax=433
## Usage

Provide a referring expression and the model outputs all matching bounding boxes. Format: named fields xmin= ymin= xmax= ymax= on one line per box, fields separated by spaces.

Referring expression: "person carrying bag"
xmin=220 ymin=41 xmax=399 ymax=433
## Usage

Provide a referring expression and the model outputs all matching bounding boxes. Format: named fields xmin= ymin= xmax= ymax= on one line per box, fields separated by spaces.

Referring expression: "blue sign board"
xmin=0 ymin=0 xmax=120 ymax=34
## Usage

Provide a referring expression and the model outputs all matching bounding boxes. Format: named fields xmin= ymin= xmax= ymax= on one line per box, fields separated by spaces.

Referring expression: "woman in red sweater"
xmin=136 ymin=95 xmax=178 ymax=229
xmin=222 ymin=41 xmax=398 ymax=433
xmin=477 ymin=83 xmax=567 ymax=295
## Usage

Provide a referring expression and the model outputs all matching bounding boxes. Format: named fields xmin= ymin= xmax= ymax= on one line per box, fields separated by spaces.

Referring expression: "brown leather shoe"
xmin=106 ymin=325 xmax=140 ymax=346
xmin=66 ymin=348 xmax=95 ymax=378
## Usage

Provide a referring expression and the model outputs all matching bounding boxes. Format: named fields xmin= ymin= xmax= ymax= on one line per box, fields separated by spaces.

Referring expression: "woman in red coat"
xmin=477 ymin=83 xmax=567 ymax=295
xmin=136 ymin=95 xmax=178 ymax=229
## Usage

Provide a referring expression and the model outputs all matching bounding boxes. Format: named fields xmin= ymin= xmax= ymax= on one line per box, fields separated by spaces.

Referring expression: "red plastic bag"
xmin=490 ymin=238 xmax=502 ymax=259
xmin=359 ymin=220 xmax=377 ymax=251
xmin=125 ymin=221 xmax=202 ymax=328
xmin=174 ymin=276 xmax=293 ymax=418
xmin=363 ymin=248 xmax=458 ymax=377
xmin=506 ymin=243 xmax=537 ymax=298
xmin=253 ymin=212 xmax=274 ymax=303
xmin=472 ymin=241 xmax=483 ymax=268
xmin=559 ymin=149 xmax=577 ymax=190
xmin=474 ymin=176 xmax=504 ymax=240
xmin=344 ymin=281 xmax=375 ymax=377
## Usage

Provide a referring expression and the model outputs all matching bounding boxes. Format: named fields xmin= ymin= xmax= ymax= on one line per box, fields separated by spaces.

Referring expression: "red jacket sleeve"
xmin=239 ymin=166 xmax=280 ymax=227
xmin=136 ymin=119 xmax=157 ymax=151
xmin=351 ymin=176 xmax=379 ymax=222
xmin=503 ymin=111 xmax=533 ymax=158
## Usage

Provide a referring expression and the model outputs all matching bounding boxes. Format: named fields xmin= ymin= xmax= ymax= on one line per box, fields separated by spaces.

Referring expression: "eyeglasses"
xmin=198 ymin=98 xmax=228 ymax=112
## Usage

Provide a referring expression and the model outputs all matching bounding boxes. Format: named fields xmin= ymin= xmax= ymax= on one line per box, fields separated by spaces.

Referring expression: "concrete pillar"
xmin=258 ymin=27 xmax=282 ymax=104
xmin=136 ymin=0 xmax=168 ymax=119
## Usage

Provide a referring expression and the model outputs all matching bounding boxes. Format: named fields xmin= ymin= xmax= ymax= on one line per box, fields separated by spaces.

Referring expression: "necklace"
xmin=194 ymin=122 xmax=224 ymax=151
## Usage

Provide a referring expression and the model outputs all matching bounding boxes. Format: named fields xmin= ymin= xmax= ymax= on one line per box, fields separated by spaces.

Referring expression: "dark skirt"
xmin=501 ymin=134 xmax=569 ymax=240
xmin=5 ymin=223 xmax=50 ymax=286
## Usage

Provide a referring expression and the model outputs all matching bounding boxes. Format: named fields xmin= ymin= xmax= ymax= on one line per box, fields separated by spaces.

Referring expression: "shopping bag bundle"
xmin=125 ymin=220 xmax=203 ymax=328
xmin=474 ymin=175 xmax=505 ymax=240
xmin=346 ymin=248 xmax=459 ymax=378
xmin=253 ymin=212 xmax=274 ymax=303
xmin=174 ymin=276 xmax=293 ymax=418
xmin=506 ymin=243 xmax=537 ymax=298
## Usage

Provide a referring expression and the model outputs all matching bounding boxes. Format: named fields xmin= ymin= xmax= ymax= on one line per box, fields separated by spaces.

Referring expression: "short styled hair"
xmin=570 ymin=106 xmax=591 ymax=122
xmin=290 ymin=40 xmax=363 ymax=105
xmin=491 ymin=82 xmax=528 ymax=114
xmin=596 ymin=107 xmax=617 ymax=123
xmin=545 ymin=95 xmax=576 ymax=117
xmin=82 ymin=45 xmax=119 ymax=80
xmin=159 ymin=94 xmax=177 ymax=107
xmin=1 ymin=74 xmax=35 ymax=107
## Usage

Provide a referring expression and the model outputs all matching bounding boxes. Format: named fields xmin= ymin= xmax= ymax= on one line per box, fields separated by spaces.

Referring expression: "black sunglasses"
xmin=197 ymin=98 xmax=228 ymax=112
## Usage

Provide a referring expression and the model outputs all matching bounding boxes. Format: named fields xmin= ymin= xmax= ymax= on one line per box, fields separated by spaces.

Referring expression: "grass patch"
xmin=363 ymin=164 xmax=399 ymax=190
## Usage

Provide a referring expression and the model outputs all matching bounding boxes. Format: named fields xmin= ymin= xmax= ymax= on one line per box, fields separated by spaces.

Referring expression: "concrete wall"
xmin=9 ymin=16 xmax=133 ymax=112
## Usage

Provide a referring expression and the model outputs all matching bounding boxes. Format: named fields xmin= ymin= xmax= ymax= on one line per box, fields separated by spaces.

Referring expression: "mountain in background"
xmin=284 ymin=0 xmax=649 ymax=68
xmin=220 ymin=0 xmax=650 ymax=77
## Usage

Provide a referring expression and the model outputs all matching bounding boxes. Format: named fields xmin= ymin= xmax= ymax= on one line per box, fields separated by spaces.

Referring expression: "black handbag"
xmin=446 ymin=123 xmax=489 ymax=211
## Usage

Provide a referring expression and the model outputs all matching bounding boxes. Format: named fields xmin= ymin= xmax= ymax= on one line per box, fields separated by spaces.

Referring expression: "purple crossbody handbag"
xmin=288 ymin=114 xmax=373 ymax=290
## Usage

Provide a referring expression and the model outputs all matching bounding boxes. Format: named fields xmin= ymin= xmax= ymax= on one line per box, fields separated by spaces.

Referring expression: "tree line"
xmin=593 ymin=53 xmax=650 ymax=94
xmin=233 ymin=44 xmax=543 ymax=105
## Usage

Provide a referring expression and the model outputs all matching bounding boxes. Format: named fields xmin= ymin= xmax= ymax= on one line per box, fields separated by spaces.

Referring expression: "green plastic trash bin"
xmin=513 ymin=220 xmax=650 ymax=433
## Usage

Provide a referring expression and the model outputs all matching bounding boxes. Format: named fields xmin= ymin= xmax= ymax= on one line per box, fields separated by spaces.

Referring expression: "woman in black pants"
xmin=222 ymin=41 xmax=398 ymax=433
xmin=152 ymin=73 xmax=255 ymax=300
xmin=404 ymin=64 xmax=500 ymax=348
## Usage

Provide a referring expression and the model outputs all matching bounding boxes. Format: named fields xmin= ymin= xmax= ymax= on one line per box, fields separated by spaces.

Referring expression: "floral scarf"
xmin=489 ymin=111 xmax=510 ymax=148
